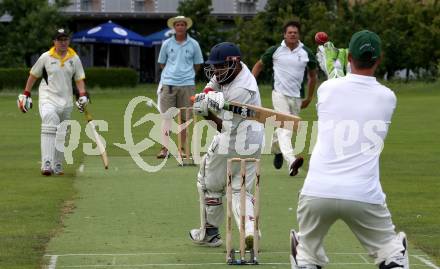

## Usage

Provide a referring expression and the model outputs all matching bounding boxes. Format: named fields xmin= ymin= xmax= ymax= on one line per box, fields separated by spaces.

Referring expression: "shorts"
xmin=158 ymin=85 xmax=194 ymax=120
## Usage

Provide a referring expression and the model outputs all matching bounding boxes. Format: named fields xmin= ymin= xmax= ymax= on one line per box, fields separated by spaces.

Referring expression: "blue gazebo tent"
xmin=144 ymin=28 xmax=174 ymax=47
xmin=144 ymin=28 xmax=174 ymax=82
xmin=72 ymin=21 xmax=149 ymax=68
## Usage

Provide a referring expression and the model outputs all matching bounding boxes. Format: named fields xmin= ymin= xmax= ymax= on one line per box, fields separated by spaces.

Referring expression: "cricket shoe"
xmin=289 ymin=157 xmax=304 ymax=176
xmin=379 ymin=232 xmax=409 ymax=269
xmin=41 ymin=160 xmax=53 ymax=176
xmin=53 ymin=163 xmax=64 ymax=175
xmin=290 ymin=229 xmax=299 ymax=266
xmin=156 ymin=147 xmax=169 ymax=159
xmin=189 ymin=227 xmax=223 ymax=247
xmin=290 ymin=229 xmax=322 ymax=269
xmin=273 ymin=153 xmax=283 ymax=169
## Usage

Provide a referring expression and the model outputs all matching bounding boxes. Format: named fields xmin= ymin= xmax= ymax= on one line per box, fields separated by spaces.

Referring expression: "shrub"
xmin=0 ymin=67 xmax=138 ymax=90
xmin=85 ymin=67 xmax=138 ymax=88
xmin=0 ymin=68 xmax=29 ymax=90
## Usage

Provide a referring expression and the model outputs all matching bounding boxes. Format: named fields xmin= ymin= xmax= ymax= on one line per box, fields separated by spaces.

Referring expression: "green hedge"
xmin=0 ymin=67 xmax=138 ymax=90
xmin=85 ymin=67 xmax=138 ymax=88
xmin=0 ymin=68 xmax=29 ymax=90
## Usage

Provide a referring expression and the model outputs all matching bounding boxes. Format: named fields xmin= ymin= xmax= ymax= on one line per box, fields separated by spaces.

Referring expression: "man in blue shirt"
xmin=157 ymin=15 xmax=204 ymax=158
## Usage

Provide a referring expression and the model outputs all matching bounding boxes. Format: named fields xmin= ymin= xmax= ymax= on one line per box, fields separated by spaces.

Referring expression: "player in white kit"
xmin=290 ymin=30 xmax=408 ymax=269
xmin=18 ymin=29 xmax=89 ymax=176
xmin=189 ymin=42 xmax=264 ymax=249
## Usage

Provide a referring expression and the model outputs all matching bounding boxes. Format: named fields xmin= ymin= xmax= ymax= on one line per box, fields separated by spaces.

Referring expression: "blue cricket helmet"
xmin=206 ymin=42 xmax=241 ymax=65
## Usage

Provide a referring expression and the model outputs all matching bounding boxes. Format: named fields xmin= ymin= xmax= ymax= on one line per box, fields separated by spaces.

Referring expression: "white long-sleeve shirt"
xmin=206 ymin=62 xmax=264 ymax=156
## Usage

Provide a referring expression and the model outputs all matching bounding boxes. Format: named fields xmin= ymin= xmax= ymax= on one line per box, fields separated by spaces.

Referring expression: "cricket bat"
xmin=224 ymin=101 xmax=301 ymax=131
xmin=84 ymin=108 xmax=109 ymax=169
xmin=191 ymin=96 xmax=301 ymax=131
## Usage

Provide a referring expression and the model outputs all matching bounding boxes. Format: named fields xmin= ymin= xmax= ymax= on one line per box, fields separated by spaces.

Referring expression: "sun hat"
xmin=167 ymin=16 xmax=193 ymax=29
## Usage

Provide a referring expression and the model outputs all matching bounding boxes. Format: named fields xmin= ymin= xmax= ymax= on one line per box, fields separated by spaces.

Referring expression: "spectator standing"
xmin=156 ymin=15 xmax=204 ymax=158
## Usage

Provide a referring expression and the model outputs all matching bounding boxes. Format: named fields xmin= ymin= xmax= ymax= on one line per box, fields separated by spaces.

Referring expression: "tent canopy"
xmin=72 ymin=21 xmax=149 ymax=68
xmin=72 ymin=20 xmax=149 ymax=47
xmin=144 ymin=28 xmax=174 ymax=47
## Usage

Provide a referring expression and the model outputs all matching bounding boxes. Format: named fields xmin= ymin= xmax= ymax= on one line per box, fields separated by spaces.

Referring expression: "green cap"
xmin=349 ymin=30 xmax=381 ymax=60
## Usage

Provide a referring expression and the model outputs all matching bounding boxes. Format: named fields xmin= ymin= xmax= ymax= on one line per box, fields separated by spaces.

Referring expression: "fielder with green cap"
xmin=290 ymin=30 xmax=409 ymax=269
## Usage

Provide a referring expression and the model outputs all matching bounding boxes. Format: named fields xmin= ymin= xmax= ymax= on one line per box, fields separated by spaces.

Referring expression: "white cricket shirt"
xmin=301 ymin=73 xmax=396 ymax=204
xmin=30 ymin=47 xmax=85 ymax=108
xmin=206 ymin=63 xmax=264 ymax=156
xmin=262 ymin=41 xmax=315 ymax=98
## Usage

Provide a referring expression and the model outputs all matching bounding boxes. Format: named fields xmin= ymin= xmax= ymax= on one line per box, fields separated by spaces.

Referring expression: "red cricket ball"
xmin=315 ymin=32 xmax=329 ymax=45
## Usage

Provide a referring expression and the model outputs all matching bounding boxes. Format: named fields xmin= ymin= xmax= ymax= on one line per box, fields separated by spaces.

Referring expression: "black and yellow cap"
xmin=54 ymin=28 xmax=70 ymax=40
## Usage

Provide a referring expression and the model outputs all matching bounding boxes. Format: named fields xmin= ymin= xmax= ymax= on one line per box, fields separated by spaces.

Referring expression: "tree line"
xmin=181 ymin=0 xmax=440 ymax=80
xmin=1 ymin=0 xmax=438 ymax=80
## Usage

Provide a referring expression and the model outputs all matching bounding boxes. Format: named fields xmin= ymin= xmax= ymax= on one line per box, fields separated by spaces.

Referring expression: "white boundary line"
xmin=48 ymin=255 xmax=58 ymax=269
xmin=358 ymin=254 xmax=370 ymax=264
xmin=53 ymin=262 xmax=434 ymax=268
xmin=57 ymin=262 xmax=359 ymax=268
xmin=44 ymin=252 xmax=438 ymax=268
xmin=413 ymin=255 xmax=440 ymax=269
xmin=44 ymin=251 xmax=406 ymax=257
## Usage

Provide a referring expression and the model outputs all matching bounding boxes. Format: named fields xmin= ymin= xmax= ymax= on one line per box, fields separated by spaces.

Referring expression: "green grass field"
xmin=0 ymin=81 xmax=439 ymax=269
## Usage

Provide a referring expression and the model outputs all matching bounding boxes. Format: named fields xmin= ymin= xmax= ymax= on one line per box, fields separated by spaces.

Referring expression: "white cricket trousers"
xmin=271 ymin=90 xmax=302 ymax=167
xmin=296 ymin=195 xmax=405 ymax=267
xmin=197 ymin=135 xmax=260 ymax=237
xmin=39 ymin=103 xmax=72 ymax=168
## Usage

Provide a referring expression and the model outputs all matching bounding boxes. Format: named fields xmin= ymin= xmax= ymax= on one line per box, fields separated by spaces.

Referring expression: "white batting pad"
xmin=231 ymin=192 xmax=255 ymax=237
xmin=41 ymin=124 xmax=57 ymax=169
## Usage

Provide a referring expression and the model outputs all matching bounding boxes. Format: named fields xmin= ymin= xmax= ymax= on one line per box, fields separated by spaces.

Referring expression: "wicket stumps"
xmin=177 ymin=107 xmax=196 ymax=166
xmin=226 ymin=158 xmax=261 ymax=265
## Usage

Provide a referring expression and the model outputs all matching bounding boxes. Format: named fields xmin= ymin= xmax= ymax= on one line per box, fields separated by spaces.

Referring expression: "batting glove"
xmin=203 ymin=87 xmax=214 ymax=94
xmin=75 ymin=93 xmax=89 ymax=113
xmin=206 ymin=91 xmax=225 ymax=112
xmin=193 ymin=93 xmax=209 ymax=116
xmin=17 ymin=91 xmax=33 ymax=113
xmin=194 ymin=92 xmax=206 ymax=102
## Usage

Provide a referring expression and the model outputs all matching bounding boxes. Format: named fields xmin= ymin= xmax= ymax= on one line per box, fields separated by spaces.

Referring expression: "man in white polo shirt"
xmin=290 ymin=30 xmax=409 ymax=269
xmin=252 ymin=20 xmax=317 ymax=176
xmin=156 ymin=15 xmax=204 ymax=158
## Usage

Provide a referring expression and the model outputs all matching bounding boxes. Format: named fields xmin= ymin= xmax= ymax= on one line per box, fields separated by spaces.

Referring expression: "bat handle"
xmin=84 ymin=107 xmax=93 ymax=122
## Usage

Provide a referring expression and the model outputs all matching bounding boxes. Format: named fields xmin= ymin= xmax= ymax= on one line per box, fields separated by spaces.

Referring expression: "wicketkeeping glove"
xmin=17 ymin=91 xmax=33 ymax=113
xmin=75 ymin=93 xmax=89 ymax=113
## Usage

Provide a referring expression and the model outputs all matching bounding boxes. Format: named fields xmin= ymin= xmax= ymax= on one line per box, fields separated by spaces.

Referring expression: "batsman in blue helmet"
xmin=189 ymin=42 xmax=264 ymax=249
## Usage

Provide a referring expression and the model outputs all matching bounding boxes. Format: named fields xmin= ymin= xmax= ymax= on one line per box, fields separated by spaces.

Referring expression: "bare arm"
xmin=75 ymin=79 xmax=87 ymax=96
xmin=23 ymin=74 xmax=38 ymax=95
xmin=194 ymin=64 xmax=201 ymax=73
xmin=251 ymin=60 xmax=264 ymax=78
xmin=301 ymin=68 xmax=318 ymax=109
